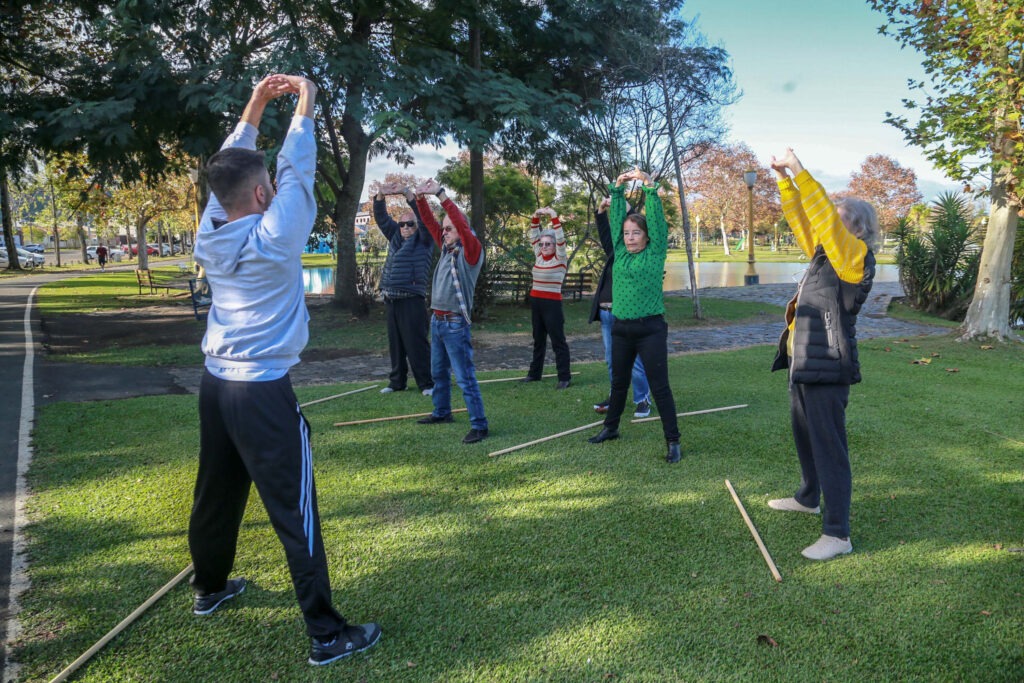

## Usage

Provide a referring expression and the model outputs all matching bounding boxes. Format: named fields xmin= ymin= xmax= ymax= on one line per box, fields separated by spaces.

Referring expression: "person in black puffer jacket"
xmin=373 ymin=182 xmax=437 ymax=395
xmin=766 ymin=148 xmax=878 ymax=562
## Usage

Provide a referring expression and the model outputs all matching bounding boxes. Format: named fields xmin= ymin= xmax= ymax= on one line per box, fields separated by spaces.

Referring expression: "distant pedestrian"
xmin=765 ymin=147 xmax=877 ymax=562
xmin=190 ymin=74 xmax=380 ymax=666
xmin=521 ymin=207 xmax=572 ymax=388
xmin=587 ymin=168 xmax=681 ymax=464
xmin=96 ymin=244 xmax=108 ymax=271
xmin=413 ymin=178 xmax=489 ymax=444
xmin=590 ymin=196 xmax=652 ymax=418
xmin=373 ymin=181 xmax=435 ymax=396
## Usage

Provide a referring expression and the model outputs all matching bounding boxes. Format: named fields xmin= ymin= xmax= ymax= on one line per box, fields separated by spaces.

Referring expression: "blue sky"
xmin=364 ymin=0 xmax=960 ymax=202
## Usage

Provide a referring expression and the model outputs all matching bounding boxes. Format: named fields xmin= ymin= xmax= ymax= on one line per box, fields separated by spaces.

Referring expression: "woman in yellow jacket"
xmin=767 ymin=148 xmax=878 ymax=561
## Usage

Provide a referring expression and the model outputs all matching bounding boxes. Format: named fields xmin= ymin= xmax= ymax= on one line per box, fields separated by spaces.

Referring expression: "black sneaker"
xmin=193 ymin=577 xmax=246 ymax=616
xmin=309 ymin=623 xmax=382 ymax=666
xmin=463 ymin=428 xmax=488 ymax=444
xmin=593 ymin=399 xmax=610 ymax=414
xmin=634 ymin=399 xmax=651 ymax=418
xmin=416 ymin=413 xmax=454 ymax=424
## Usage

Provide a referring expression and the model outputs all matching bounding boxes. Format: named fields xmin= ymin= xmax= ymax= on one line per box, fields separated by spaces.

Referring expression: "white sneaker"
xmin=801 ymin=534 xmax=853 ymax=561
xmin=768 ymin=497 xmax=820 ymax=514
xmin=380 ymin=387 xmax=395 ymax=394
xmin=421 ymin=388 xmax=433 ymax=397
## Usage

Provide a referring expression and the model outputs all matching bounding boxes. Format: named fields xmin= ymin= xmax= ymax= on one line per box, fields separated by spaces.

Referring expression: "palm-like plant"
xmin=895 ymin=192 xmax=980 ymax=319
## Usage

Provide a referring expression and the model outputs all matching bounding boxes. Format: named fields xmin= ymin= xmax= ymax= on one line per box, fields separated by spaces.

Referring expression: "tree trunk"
xmin=661 ymin=79 xmax=701 ymax=319
xmin=719 ymin=216 xmax=730 ymax=256
xmin=1 ymin=168 xmax=22 ymax=270
xmin=331 ymin=123 xmax=370 ymax=312
xmin=77 ymin=215 xmax=89 ymax=263
xmin=959 ymin=173 xmax=1019 ymax=340
xmin=136 ymin=219 xmax=149 ymax=270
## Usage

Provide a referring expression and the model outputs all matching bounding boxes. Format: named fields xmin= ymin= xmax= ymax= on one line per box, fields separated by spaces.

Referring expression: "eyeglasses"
xmin=442 ymin=226 xmax=456 ymax=233
xmin=539 ymin=242 xmax=555 ymax=247
xmin=398 ymin=221 xmax=416 ymax=228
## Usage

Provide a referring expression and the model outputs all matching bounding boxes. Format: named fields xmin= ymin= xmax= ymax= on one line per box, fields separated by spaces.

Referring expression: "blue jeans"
xmin=600 ymin=308 xmax=649 ymax=403
xmin=431 ymin=314 xmax=488 ymax=430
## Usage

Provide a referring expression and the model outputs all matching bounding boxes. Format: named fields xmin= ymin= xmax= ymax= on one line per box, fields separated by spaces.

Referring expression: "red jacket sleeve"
xmin=441 ymin=198 xmax=482 ymax=265
xmin=415 ymin=197 xmax=443 ymax=246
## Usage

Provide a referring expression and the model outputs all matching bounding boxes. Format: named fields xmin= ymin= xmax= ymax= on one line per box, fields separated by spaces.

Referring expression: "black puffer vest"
xmin=771 ymin=245 xmax=875 ymax=385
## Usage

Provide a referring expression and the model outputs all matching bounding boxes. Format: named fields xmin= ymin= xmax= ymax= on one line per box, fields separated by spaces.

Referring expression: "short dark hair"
xmin=205 ymin=148 xmax=268 ymax=212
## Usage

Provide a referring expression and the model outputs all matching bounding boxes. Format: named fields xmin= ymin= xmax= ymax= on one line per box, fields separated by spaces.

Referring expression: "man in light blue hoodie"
xmin=188 ymin=74 xmax=380 ymax=667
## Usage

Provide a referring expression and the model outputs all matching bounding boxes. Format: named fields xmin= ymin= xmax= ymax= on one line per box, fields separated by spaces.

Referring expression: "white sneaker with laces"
xmin=380 ymin=387 xmax=395 ymax=394
xmin=422 ymin=388 xmax=433 ymax=396
xmin=767 ymin=497 xmax=820 ymax=514
xmin=801 ymin=534 xmax=853 ymax=561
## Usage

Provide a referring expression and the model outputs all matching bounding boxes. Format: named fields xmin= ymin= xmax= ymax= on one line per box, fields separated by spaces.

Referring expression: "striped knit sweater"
xmin=528 ymin=216 xmax=567 ymax=300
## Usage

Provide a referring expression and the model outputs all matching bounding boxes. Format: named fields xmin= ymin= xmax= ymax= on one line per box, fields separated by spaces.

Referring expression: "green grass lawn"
xmin=17 ymin=335 xmax=1023 ymax=681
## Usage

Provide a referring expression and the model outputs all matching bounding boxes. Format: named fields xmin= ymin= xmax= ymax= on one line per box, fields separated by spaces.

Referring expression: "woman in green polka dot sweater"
xmin=588 ymin=168 xmax=681 ymax=463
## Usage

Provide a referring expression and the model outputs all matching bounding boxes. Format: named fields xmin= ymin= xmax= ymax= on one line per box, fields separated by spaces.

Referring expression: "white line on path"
xmin=5 ymin=287 xmax=37 ymax=683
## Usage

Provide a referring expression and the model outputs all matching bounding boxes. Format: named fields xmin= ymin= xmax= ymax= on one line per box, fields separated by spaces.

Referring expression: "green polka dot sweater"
xmin=609 ymin=183 xmax=667 ymax=320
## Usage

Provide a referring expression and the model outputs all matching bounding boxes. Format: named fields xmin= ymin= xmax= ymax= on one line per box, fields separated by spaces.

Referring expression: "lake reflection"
xmin=303 ymin=261 xmax=898 ymax=296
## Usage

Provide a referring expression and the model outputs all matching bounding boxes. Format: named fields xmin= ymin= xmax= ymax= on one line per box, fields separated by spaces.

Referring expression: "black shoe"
xmin=520 ymin=376 xmax=540 ymax=383
xmin=193 ymin=577 xmax=246 ymax=616
xmin=416 ymin=413 xmax=454 ymax=424
xmin=587 ymin=428 xmax=619 ymax=444
xmin=463 ymin=428 xmax=488 ymax=444
xmin=593 ymin=399 xmax=610 ymax=414
xmin=555 ymin=380 xmax=571 ymax=390
xmin=666 ymin=442 xmax=682 ymax=463
xmin=309 ymin=623 xmax=382 ymax=666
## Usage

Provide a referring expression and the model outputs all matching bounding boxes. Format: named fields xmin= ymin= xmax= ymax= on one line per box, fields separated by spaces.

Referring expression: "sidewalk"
xmin=165 ymin=281 xmax=948 ymax=393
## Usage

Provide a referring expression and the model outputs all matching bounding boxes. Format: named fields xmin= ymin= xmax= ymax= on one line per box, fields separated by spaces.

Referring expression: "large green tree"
xmin=870 ymin=0 xmax=1023 ymax=340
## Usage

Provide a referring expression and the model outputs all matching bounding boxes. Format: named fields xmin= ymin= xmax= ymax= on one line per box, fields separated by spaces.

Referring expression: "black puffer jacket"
xmin=771 ymin=245 xmax=875 ymax=385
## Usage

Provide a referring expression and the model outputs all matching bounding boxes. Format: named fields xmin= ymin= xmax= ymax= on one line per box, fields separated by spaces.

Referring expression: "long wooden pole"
xmin=48 ymin=564 xmax=195 ymax=683
xmin=630 ymin=404 xmax=748 ymax=424
xmin=334 ymin=408 xmax=467 ymax=427
xmin=477 ymin=372 xmax=580 ymax=385
xmin=488 ymin=419 xmax=605 ymax=458
xmin=299 ymin=384 xmax=378 ymax=408
xmin=725 ymin=480 xmax=782 ymax=583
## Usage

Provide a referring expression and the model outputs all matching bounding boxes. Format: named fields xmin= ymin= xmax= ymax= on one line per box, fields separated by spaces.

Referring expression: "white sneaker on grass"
xmin=380 ymin=387 xmax=395 ymax=394
xmin=767 ymin=497 xmax=820 ymax=514
xmin=422 ymin=388 xmax=433 ymax=396
xmin=801 ymin=534 xmax=853 ymax=561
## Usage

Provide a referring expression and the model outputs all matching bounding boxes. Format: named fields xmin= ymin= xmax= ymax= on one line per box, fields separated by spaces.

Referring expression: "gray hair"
xmin=836 ymin=198 xmax=880 ymax=252
xmin=537 ymin=230 xmax=557 ymax=243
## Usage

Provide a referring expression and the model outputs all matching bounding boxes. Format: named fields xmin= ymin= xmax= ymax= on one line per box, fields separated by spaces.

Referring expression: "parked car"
xmin=17 ymin=247 xmax=45 ymax=267
xmin=0 ymin=249 xmax=37 ymax=269
xmin=124 ymin=244 xmax=160 ymax=256
xmin=22 ymin=243 xmax=45 ymax=254
xmin=159 ymin=243 xmax=182 ymax=256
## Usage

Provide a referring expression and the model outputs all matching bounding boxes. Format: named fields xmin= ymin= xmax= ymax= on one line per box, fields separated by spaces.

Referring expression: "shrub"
xmin=894 ymin=192 xmax=980 ymax=320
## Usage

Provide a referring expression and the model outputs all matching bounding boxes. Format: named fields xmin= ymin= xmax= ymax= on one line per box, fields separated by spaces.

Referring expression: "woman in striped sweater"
xmin=587 ymin=169 xmax=681 ymax=463
xmin=522 ymin=207 xmax=572 ymax=388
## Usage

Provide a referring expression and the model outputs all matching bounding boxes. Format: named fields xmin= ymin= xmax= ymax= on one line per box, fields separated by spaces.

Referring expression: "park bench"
xmin=488 ymin=269 xmax=595 ymax=303
xmin=188 ymin=277 xmax=212 ymax=320
xmin=562 ymin=272 xmax=595 ymax=301
xmin=135 ymin=268 xmax=191 ymax=296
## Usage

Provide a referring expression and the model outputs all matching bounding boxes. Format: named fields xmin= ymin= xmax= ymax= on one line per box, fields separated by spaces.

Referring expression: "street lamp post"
xmin=743 ymin=170 xmax=758 ymax=286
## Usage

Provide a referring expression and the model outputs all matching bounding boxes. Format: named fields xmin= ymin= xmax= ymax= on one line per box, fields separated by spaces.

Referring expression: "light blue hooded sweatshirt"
xmin=194 ymin=115 xmax=316 ymax=381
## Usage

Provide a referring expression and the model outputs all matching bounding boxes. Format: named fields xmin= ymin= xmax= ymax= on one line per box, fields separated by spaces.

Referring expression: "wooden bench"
xmin=488 ymin=269 xmax=595 ymax=303
xmin=188 ymin=277 xmax=212 ymax=320
xmin=135 ymin=268 xmax=190 ymax=296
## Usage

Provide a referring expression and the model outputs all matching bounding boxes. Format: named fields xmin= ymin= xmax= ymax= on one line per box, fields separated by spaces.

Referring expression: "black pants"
xmin=189 ymin=371 xmax=347 ymax=637
xmin=527 ymin=296 xmax=572 ymax=381
xmin=605 ymin=315 xmax=679 ymax=442
xmin=789 ymin=381 xmax=852 ymax=538
xmin=385 ymin=295 xmax=433 ymax=391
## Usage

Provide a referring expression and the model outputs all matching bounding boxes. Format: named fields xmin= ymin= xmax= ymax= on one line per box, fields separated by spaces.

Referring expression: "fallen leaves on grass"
xmin=946 ymin=368 xmax=960 ymax=373
xmin=980 ymin=345 xmax=994 ymax=350
xmin=757 ymin=634 xmax=779 ymax=647
xmin=912 ymin=358 xmax=932 ymax=365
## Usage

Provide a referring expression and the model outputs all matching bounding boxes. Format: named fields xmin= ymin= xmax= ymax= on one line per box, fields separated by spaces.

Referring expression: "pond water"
xmin=303 ymin=261 xmax=899 ymax=296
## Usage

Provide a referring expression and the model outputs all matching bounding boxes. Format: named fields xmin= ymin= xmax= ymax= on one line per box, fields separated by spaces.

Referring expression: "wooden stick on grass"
xmin=478 ymin=371 xmax=580 ymax=385
xmin=299 ymin=384 xmax=378 ymax=408
xmin=334 ymin=408 xmax=467 ymax=427
xmin=48 ymin=564 xmax=195 ymax=683
xmin=630 ymin=404 xmax=748 ymax=424
xmin=725 ymin=480 xmax=782 ymax=583
xmin=488 ymin=419 xmax=606 ymax=458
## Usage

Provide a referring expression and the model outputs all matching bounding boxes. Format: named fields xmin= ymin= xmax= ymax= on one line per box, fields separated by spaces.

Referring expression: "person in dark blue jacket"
xmin=373 ymin=182 xmax=436 ymax=395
